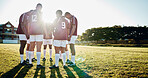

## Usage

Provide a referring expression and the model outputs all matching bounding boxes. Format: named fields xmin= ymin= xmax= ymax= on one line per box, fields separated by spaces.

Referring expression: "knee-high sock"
xmin=26 ymin=51 xmax=28 ymax=59
xmin=71 ymin=55 xmax=75 ymax=64
xmin=55 ymin=54 xmax=60 ymax=67
xmin=66 ymin=51 xmax=69 ymax=60
xmin=49 ymin=49 xmax=52 ymax=58
xmin=62 ymin=53 xmax=66 ymax=66
xmin=20 ymin=54 xmax=24 ymax=63
xmin=29 ymin=51 xmax=33 ymax=64
xmin=32 ymin=51 xmax=34 ymax=59
xmin=43 ymin=49 xmax=46 ymax=58
xmin=36 ymin=52 xmax=41 ymax=65
xmin=59 ymin=51 xmax=62 ymax=59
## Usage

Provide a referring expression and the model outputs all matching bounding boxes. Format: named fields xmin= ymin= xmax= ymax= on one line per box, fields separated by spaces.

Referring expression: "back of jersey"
xmin=53 ymin=17 xmax=70 ymax=40
xmin=28 ymin=10 xmax=43 ymax=35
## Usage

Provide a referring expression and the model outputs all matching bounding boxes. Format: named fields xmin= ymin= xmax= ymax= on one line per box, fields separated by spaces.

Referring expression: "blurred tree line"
xmin=79 ymin=25 xmax=148 ymax=44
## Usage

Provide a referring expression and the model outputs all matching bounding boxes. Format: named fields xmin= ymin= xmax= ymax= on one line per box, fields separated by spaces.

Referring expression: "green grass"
xmin=0 ymin=44 xmax=148 ymax=78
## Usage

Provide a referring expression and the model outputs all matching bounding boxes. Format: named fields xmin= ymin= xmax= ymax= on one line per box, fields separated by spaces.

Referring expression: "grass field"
xmin=0 ymin=44 xmax=148 ymax=78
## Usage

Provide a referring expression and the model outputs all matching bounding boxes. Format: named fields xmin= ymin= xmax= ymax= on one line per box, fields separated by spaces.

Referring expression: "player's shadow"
xmin=72 ymin=65 xmax=92 ymax=78
xmin=50 ymin=62 xmax=56 ymax=78
xmin=64 ymin=67 xmax=76 ymax=78
xmin=50 ymin=61 xmax=62 ymax=78
xmin=34 ymin=61 xmax=46 ymax=78
xmin=1 ymin=63 xmax=32 ymax=78
xmin=15 ymin=64 xmax=32 ymax=77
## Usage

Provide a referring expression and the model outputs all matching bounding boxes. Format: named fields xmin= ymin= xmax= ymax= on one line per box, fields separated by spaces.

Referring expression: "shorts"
xmin=27 ymin=39 xmax=30 ymax=44
xmin=43 ymin=39 xmax=52 ymax=45
xmin=30 ymin=35 xmax=43 ymax=42
xmin=69 ymin=35 xmax=77 ymax=44
xmin=53 ymin=40 xmax=67 ymax=47
xmin=19 ymin=34 xmax=27 ymax=41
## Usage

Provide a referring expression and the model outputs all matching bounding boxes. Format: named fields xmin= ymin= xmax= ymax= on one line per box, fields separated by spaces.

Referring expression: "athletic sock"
xmin=55 ymin=54 xmax=60 ymax=67
xmin=29 ymin=51 xmax=33 ymax=64
xmin=32 ymin=51 xmax=34 ymax=59
xmin=36 ymin=52 xmax=41 ymax=65
xmin=71 ymin=55 xmax=75 ymax=64
xmin=49 ymin=49 xmax=52 ymax=58
xmin=20 ymin=54 xmax=24 ymax=63
xmin=66 ymin=51 xmax=69 ymax=60
xmin=62 ymin=53 xmax=66 ymax=66
xmin=59 ymin=51 xmax=62 ymax=59
xmin=43 ymin=49 xmax=46 ymax=58
xmin=26 ymin=51 xmax=28 ymax=59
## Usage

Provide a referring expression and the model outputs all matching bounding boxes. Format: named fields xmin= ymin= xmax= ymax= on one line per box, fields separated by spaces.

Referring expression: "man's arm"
xmin=20 ymin=14 xmax=29 ymax=39
xmin=69 ymin=24 xmax=76 ymax=38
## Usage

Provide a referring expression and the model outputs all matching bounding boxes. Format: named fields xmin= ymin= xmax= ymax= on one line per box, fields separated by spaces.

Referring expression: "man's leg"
xmin=43 ymin=45 xmax=47 ymax=61
xmin=65 ymin=45 xmax=70 ymax=63
xmin=49 ymin=46 xmax=60 ymax=69
xmin=49 ymin=45 xmax=53 ymax=61
xmin=68 ymin=44 xmax=76 ymax=66
xmin=61 ymin=47 xmax=66 ymax=67
xmin=26 ymin=43 xmax=30 ymax=61
xmin=28 ymin=41 xmax=35 ymax=67
xmin=20 ymin=41 xmax=26 ymax=64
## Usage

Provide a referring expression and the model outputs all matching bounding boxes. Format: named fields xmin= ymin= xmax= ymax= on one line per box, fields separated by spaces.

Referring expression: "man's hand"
xmin=26 ymin=34 xmax=30 ymax=39
xmin=68 ymin=37 xmax=71 ymax=41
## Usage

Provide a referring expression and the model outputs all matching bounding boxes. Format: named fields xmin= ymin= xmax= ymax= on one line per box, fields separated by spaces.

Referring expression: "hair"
xmin=36 ymin=3 xmax=42 ymax=7
xmin=56 ymin=10 xmax=63 ymax=15
xmin=65 ymin=12 xmax=71 ymax=16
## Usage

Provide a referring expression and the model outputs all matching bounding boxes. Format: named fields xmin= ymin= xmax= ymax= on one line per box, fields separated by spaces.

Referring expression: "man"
xmin=16 ymin=10 xmax=32 ymax=65
xmin=42 ymin=23 xmax=53 ymax=62
xmin=49 ymin=10 xmax=70 ymax=69
xmin=65 ymin=12 xmax=78 ymax=67
xmin=27 ymin=3 xmax=45 ymax=68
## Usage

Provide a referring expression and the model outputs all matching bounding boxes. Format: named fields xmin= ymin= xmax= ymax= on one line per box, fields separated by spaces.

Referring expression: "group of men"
xmin=16 ymin=3 xmax=78 ymax=69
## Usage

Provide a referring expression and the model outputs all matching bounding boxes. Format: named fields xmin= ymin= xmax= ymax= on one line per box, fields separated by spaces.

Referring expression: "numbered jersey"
xmin=28 ymin=10 xmax=43 ymax=35
xmin=53 ymin=17 xmax=70 ymax=40
xmin=43 ymin=23 xmax=52 ymax=39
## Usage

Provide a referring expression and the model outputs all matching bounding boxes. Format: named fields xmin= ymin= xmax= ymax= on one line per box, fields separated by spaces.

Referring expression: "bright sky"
xmin=0 ymin=0 xmax=148 ymax=35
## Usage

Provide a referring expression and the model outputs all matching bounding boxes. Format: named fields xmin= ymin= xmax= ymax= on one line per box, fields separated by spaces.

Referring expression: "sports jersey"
xmin=28 ymin=10 xmax=43 ymax=35
xmin=70 ymin=15 xmax=78 ymax=36
xmin=53 ymin=16 xmax=70 ymax=40
xmin=43 ymin=23 xmax=52 ymax=39
xmin=16 ymin=11 xmax=31 ymax=34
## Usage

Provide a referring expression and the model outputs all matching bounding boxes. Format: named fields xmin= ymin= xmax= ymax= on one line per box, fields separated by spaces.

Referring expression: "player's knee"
xmin=49 ymin=45 xmax=52 ymax=49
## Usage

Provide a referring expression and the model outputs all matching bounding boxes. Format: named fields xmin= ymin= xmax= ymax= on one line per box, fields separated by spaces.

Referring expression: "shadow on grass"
xmin=34 ymin=61 xmax=46 ymax=78
xmin=64 ymin=67 xmax=76 ymax=78
xmin=50 ymin=61 xmax=62 ymax=78
xmin=1 ymin=63 xmax=32 ymax=78
xmin=50 ymin=62 xmax=56 ymax=78
xmin=15 ymin=64 xmax=32 ymax=78
xmin=72 ymin=65 xmax=92 ymax=78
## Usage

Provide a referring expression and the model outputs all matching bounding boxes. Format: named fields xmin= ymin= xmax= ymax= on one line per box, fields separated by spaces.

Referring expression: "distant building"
xmin=0 ymin=21 xmax=18 ymax=43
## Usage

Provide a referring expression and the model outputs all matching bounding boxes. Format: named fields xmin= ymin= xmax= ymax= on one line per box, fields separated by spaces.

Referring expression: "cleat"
xmin=20 ymin=60 xmax=27 ymax=66
xmin=68 ymin=63 xmax=76 ymax=67
xmin=27 ymin=64 xmax=33 ymax=68
xmin=49 ymin=65 xmax=59 ymax=69
xmin=32 ymin=58 xmax=37 ymax=62
xmin=59 ymin=59 xmax=62 ymax=61
xmin=63 ymin=65 xmax=68 ymax=69
xmin=66 ymin=59 xmax=73 ymax=64
xmin=50 ymin=58 xmax=53 ymax=62
xmin=42 ymin=57 xmax=46 ymax=61
xmin=37 ymin=64 xmax=45 ymax=69
xmin=26 ymin=59 xmax=29 ymax=63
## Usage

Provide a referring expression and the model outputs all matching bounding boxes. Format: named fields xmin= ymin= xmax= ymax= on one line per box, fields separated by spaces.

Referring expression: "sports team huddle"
xmin=16 ymin=3 xmax=78 ymax=69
